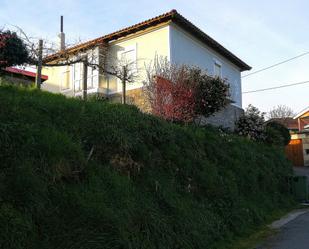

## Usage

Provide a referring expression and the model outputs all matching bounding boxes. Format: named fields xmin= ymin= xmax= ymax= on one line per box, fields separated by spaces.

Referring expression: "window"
xmin=73 ymin=63 xmax=82 ymax=92
xmin=214 ymin=62 xmax=222 ymax=77
xmin=87 ymin=49 xmax=99 ymax=89
xmin=118 ymin=44 xmax=137 ymax=72
xmin=306 ymin=149 xmax=309 ymax=155
xmin=61 ymin=66 xmax=71 ymax=91
xmin=72 ymin=49 xmax=99 ymax=93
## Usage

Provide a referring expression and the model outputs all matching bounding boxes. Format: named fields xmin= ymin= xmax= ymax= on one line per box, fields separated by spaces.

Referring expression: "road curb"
xmin=268 ymin=208 xmax=309 ymax=229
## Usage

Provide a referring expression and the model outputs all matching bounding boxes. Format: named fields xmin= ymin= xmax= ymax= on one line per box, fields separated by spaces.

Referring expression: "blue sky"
xmin=1 ymin=0 xmax=309 ymax=114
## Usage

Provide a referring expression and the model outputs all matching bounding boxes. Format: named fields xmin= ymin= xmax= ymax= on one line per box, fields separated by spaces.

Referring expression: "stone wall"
xmin=109 ymin=87 xmax=150 ymax=112
xmin=0 ymin=74 xmax=34 ymax=87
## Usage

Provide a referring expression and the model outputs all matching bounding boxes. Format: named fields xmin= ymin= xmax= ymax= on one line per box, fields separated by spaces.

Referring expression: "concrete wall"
xmin=197 ymin=104 xmax=244 ymax=131
xmin=169 ymin=23 xmax=242 ymax=108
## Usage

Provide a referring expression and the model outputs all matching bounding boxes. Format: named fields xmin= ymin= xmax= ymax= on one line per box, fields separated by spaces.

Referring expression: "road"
xmin=257 ymin=211 xmax=309 ymax=249
xmin=256 ymin=167 xmax=309 ymax=249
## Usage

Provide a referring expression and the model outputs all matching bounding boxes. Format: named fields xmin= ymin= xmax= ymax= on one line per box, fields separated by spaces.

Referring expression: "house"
xmin=42 ymin=10 xmax=251 ymax=128
xmin=0 ymin=67 xmax=48 ymax=86
xmin=266 ymin=117 xmax=299 ymax=133
xmin=285 ymin=106 xmax=309 ymax=167
xmin=294 ymin=106 xmax=309 ymax=132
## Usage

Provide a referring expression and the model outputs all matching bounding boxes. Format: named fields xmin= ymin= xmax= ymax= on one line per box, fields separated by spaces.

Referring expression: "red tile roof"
xmin=4 ymin=67 xmax=48 ymax=81
xmin=44 ymin=10 xmax=251 ymax=71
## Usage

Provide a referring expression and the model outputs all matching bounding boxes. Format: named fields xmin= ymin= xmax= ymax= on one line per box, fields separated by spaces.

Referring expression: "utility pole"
xmin=35 ymin=39 xmax=43 ymax=89
xmin=82 ymin=55 xmax=88 ymax=100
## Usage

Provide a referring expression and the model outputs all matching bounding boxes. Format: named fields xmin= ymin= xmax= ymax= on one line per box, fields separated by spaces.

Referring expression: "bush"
xmin=236 ymin=105 xmax=291 ymax=146
xmin=0 ymin=86 xmax=294 ymax=249
xmin=235 ymin=105 xmax=266 ymax=141
xmin=192 ymin=70 xmax=230 ymax=117
xmin=144 ymin=60 xmax=229 ymax=123
xmin=265 ymin=121 xmax=291 ymax=146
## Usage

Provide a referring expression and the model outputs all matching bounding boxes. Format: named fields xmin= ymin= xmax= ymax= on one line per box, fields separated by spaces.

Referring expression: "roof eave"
xmin=294 ymin=106 xmax=309 ymax=119
xmin=44 ymin=9 xmax=251 ymax=71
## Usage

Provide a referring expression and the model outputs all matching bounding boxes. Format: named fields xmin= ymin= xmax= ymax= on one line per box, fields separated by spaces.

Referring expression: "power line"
xmin=242 ymin=80 xmax=309 ymax=94
xmin=242 ymin=51 xmax=309 ymax=78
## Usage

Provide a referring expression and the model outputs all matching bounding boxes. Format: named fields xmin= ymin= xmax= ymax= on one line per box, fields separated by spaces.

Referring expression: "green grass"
xmin=216 ymin=208 xmax=294 ymax=249
xmin=0 ymin=85 xmax=295 ymax=249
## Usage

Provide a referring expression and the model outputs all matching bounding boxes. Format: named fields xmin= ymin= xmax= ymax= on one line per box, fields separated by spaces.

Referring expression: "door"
xmin=285 ymin=139 xmax=304 ymax=166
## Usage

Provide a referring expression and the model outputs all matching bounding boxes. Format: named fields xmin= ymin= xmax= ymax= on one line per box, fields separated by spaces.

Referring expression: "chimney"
xmin=58 ymin=15 xmax=65 ymax=51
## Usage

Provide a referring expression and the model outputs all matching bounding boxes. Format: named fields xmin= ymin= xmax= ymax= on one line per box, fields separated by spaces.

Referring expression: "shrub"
xmin=192 ymin=69 xmax=230 ymax=117
xmin=148 ymin=74 xmax=195 ymax=123
xmin=235 ymin=104 xmax=266 ymax=141
xmin=265 ymin=121 xmax=291 ymax=146
xmin=144 ymin=59 xmax=229 ymax=123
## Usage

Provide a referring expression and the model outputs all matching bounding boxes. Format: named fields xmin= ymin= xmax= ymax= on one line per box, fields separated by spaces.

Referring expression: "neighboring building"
xmin=285 ymin=106 xmax=309 ymax=167
xmin=42 ymin=10 xmax=251 ymax=128
xmin=0 ymin=67 xmax=48 ymax=86
xmin=294 ymin=106 xmax=309 ymax=131
xmin=266 ymin=117 xmax=299 ymax=133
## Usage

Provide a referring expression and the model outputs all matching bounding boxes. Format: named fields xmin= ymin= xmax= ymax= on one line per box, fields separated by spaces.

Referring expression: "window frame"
xmin=117 ymin=44 xmax=138 ymax=73
xmin=213 ymin=58 xmax=222 ymax=78
xmin=60 ymin=66 xmax=72 ymax=92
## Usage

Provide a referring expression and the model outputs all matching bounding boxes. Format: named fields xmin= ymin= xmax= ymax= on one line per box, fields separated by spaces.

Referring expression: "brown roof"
xmin=44 ymin=10 xmax=251 ymax=71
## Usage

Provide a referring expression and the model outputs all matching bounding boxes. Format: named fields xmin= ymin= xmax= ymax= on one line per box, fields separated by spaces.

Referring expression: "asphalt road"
xmin=257 ymin=211 xmax=309 ymax=249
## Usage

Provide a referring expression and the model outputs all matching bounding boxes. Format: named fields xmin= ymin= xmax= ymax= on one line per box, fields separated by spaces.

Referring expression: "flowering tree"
xmin=235 ymin=104 xmax=266 ymax=141
xmin=144 ymin=58 xmax=230 ymax=123
xmin=152 ymin=76 xmax=195 ymax=122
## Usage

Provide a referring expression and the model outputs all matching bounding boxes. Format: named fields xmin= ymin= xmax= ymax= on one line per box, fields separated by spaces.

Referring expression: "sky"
xmin=1 ymin=0 xmax=309 ymax=115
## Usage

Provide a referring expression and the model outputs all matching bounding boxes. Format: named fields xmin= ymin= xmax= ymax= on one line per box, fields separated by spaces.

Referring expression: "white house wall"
xmin=42 ymin=47 xmax=99 ymax=97
xmin=104 ymin=24 xmax=170 ymax=94
xmin=169 ymin=24 xmax=242 ymax=107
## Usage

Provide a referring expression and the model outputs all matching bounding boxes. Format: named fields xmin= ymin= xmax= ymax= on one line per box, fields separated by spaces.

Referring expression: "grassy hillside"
xmin=0 ymin=86 xmax=293 ymax=249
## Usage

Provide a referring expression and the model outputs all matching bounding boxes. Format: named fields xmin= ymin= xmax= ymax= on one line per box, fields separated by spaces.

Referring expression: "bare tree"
xmin=268 ymin=105 xmax=296 ymax=119
xmin=94 ymin=58 xmax=138 ymax=104
xmin=11 ymin=26 xmax=139 ymax=102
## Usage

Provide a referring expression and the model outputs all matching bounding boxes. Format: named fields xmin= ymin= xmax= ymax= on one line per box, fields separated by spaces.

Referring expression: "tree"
xmin=235 ymin=104 xmax=266 ymax=141
xmin=103 ymin=58 xmax=138 ymax=104
xmin=268 ymin=105 xmax=296 ymax=120
xmin=150 ymin=75 xmax=195 ymax=122
xmin=191 ymin=68 xmax=230 ymax=117
xmin=265 ymin=121 xmax=291 ymax=146
xmin=0 ymin=30 xmax=29 ymax=69
xmin=144 ymin=57 xmax=230 ymax=123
